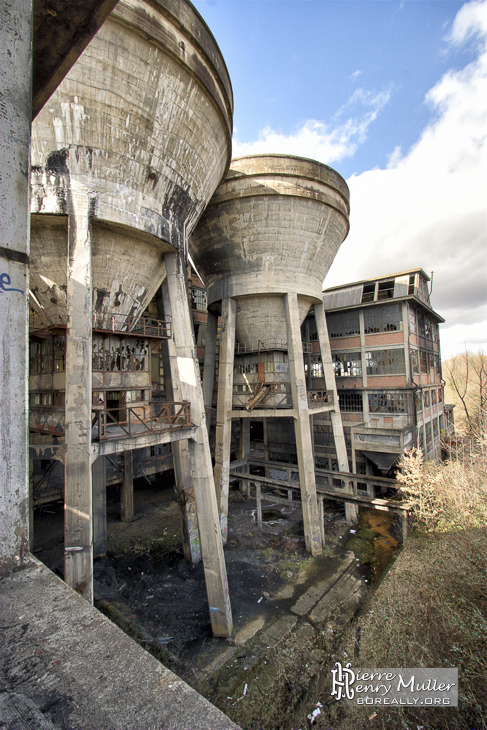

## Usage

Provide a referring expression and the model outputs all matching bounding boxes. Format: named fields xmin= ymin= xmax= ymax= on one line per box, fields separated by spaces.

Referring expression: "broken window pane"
xmin=333 ymin=352 xmax=362 ymax=377
xmin=326 ymin=311 xmax=360 ymax=338
xmin=366 ymin=349 xmax=405 ymax=375
xmin=364 ymin=304 xmax=403 ymax=334
xmin=368 ymin=391 xmax=407 ymax=413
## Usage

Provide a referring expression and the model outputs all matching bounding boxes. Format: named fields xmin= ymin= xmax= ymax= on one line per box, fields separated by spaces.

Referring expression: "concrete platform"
xmin=0 ymin=558 xmax=240 ymax=730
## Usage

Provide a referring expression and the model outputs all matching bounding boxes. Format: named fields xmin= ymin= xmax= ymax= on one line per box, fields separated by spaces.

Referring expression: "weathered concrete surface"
xmin=0 ymin=0 xmax=32 ymax=574
xmin=285 ymin=292 xmax=322 ymax=556
xmin=30 ymin=0 xmax=233 ymax=318
xmin=163 ymin=252 xmax=233 ymax=637
xmin=309 ymin=565 xmax=365 ymax=624
xmin=202 ymin=309 xmax=218 ymax=435
xmin=190 ymin=154 xmax=350 ymax=349
xmin=0 ymin=691 xmax=57 ymax=729
xmin=0 ymin=558 xmax=240 ymax=730
xmin=64 ymin=191 xmax=95 ymax=600
xmin=291 ymin=551 xmax=356 ymax=616
xmin=32 ymin=0 xmax=119 ymax=118
xmin=259 ymin=614 xmax=297 ymax=648
xmin=213 ymin=297 xmax=237 ymax=541
xmin=314 ymin=302 xmax=359 ymax=523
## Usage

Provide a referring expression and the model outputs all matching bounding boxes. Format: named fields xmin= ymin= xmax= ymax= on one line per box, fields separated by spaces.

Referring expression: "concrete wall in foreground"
xmin=0 ymin=0 xmax=32 ymax=574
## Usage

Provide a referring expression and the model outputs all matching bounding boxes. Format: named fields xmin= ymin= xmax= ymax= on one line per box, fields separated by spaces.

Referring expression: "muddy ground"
xmin=33 ymin=475 xmax=400 ymax=729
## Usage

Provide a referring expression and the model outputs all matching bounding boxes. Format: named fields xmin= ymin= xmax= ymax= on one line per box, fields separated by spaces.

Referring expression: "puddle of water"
xmin=345 ymin=509 xmax=399 ymax=585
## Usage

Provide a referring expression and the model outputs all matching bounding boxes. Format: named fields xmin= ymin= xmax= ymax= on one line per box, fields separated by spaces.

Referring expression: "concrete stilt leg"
xmin=64 ymin=195 xmax=94 ymax=602
xmin=284 ymin=293 xmax=322 ymax=556
xmin=202 ymin=310 xmax=218 ymax=438
xmin=238 ymin=418 xmax=250 ymax=496
xmin=173 ymin=439 xmax=201 ymax=563
xmin=159 ymin=280 xmax=201 ymax=563
xmin=163 ymin=251 xmax=232 ymax=637
xmin=213 ymin=297 xmax=236 ymax=543
xmin=29 ymin=460 xmax=34 ymax=552
xmin=92 ymin=456 xmax=107 ymax=559
xmin=121 ymin=451 xmax=134 ymax=523
xmin=263 ymin=419 xmax=270 ymax=478
xmin=314 ymin=303 xmax=359 ymax=524
xmin=318 ymin=494 xmax=325 ymax=547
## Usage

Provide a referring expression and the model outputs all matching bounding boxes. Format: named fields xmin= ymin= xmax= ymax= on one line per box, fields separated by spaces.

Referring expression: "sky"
xmin=192 ymin=0 xmax=487 ymax=359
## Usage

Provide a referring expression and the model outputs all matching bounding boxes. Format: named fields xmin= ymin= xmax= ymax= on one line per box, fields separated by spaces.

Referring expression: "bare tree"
xmin=444 ymin=350 xmax=487 ymax=437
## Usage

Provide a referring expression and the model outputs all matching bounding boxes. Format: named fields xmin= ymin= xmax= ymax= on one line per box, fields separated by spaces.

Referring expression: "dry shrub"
xmin=395 ymin=439 xmax=487 ymax=530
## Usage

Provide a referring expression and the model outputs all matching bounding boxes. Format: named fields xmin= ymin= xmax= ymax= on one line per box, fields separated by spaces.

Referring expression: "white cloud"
xmin=232 ymin=89 xmax=391 ymax=164
xmin=326 ymin=0 xmax=487 ymax=358
xmin=230 ymin=1 xmax=487 ymax=358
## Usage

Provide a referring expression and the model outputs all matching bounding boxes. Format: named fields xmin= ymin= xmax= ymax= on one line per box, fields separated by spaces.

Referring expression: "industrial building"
xmin=322 ymin=269 xmax=447 ymax=475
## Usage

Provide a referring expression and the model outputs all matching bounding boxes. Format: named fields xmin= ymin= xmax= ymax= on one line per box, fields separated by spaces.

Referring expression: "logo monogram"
xmin=331 ymin=661 xmax=356 ymax=700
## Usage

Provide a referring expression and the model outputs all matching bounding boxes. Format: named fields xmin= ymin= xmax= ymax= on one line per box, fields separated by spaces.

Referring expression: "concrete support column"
xmin=121 ymin=450 xmax=134 ymax=523
xmin=284 ymin=293 xmax=322 ymax=556
xmin=64 ymin=194 xmax=94 ymax=602
xmin=213 ymin=297 xmax=236 ymax=542
xmin=163 ymin=251 xmax=232 ymax=637
xmin=92 ymin=456 xmax=107 ymax=559
xmin=202 ymin=310 xmax=218 ymax=437
xmin=159 ymin=281 xmax=200 ymax=563
xmin=238 ymin=418 xmax=250 ymax=496
xmin=262 ymin=419 xmax=270 ymax=477
xmin=155 ymin=281 xmax=169 ymax=398
xmin=0 ymin=0 xmax=32 ymax=574
xmin=314 ymin=303 xmax=359 ymax=523
xmin=173 ymin=439 xmax=201 ymax=563
xmin=29 ymin=460 xmax=35 ymax=552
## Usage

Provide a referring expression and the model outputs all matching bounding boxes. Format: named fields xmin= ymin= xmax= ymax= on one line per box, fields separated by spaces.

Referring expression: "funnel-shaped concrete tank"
xmin=190 ymin=155 xmax=350 ymax=348
xmin=30 ymin=0 xmax=233 ymax=318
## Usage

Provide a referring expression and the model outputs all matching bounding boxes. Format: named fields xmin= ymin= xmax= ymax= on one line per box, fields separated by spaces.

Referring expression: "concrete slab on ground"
xmin=309 ymin=569 xmax=365 ymax=624
xmin=259 ymin=614 xmax=298 ymax=648
xmin=290 ymin=551 xmax=356 ymax=616
xmin=0 ymin=558 xmax=240 ymax=730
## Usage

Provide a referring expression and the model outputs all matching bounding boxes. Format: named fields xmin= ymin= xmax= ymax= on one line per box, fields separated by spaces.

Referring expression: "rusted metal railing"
xmin=234 ymin=337 xmax=288 ymax=354
xmin=307 ymin=390 xmax=334 ymax=408
xmin=29 ymin=305 xmax=67 ymax=331
xmin=92 ymin=312 xmax=171 ymax=339
xmin=29 ymin=305 xmax=171 ymax=339
xmin=91 ymin=402 xmax=191 ymax=441
xmin=233 ymin=383 xmax=293 ymax=409
xmin=29 ymin=401 xmax=191 ymax=440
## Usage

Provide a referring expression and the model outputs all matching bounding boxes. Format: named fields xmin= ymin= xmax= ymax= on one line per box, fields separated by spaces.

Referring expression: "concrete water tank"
xmin=30 ymin=0 xmax=233 ymax=318
xmin=189 ymin=155 xmax=350 ymax=349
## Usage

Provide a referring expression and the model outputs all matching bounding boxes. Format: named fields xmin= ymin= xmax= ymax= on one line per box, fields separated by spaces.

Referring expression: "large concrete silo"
xmin=29 ymin=0 xmax=233 ymax=636
xmin=190 ymin=155 xmax=356 ymax=554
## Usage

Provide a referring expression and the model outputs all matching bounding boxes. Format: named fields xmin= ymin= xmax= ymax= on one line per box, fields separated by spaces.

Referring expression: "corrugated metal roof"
xmin=323 ymin=285 xmax=362 ymax=310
